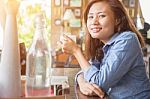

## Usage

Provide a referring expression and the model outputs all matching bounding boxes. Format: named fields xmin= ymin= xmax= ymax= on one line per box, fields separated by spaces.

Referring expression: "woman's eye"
xmin=88 ymin=15 xmax=93 ymax=19
xmin=99 ymin=15 xmax=106 ymax=18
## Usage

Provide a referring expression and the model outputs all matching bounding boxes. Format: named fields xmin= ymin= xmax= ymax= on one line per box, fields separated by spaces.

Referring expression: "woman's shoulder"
xmin=119 ymin=31 xmax=136 ymax=37
xmin=107 ymin=31 xmax=136 ymax=46
xmin=111 ymin=31 xmax=141 ymax=50
xmin=111 ymin=31 xmax=138 ymax=47
xmin=116 ymin=31 xmax=137 ymax=41
xmin=113 ymin=31 xmax=141 ymax=49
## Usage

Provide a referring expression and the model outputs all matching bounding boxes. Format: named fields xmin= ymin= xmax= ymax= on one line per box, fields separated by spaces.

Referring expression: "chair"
xmin=19 ymin=42 xmax=26 ymax=75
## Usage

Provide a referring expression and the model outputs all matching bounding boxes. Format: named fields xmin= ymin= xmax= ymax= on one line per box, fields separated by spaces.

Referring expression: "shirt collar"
xmin=104 ymin=33 xmax=120 ymax=46
xmin=102 ymin=33 xmax=120 ymax=54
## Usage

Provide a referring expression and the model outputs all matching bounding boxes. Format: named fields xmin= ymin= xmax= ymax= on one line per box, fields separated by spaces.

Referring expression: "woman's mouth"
xmin=91 ymin=27 xmax=102 ymax=33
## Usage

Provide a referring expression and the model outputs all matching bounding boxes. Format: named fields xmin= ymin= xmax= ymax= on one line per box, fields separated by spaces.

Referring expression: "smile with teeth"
xmin=91 ymin=27 xmax=102 ymax=33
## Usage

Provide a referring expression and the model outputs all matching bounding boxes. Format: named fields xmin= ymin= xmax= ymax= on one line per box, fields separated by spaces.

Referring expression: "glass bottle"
xmin=25 ymin=13 xmax=51 ymax=97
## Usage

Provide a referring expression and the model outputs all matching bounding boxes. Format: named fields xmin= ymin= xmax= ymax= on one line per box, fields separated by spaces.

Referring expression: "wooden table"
xmin=8 ymin=68 xmax=104 ymax=99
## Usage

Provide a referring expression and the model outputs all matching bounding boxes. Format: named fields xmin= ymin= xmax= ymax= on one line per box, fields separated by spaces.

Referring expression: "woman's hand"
xmin=77 ymin=73 xmax=105 ymax=98
xmin=59 ymin=34 xmax=80 ymax=55
xmin=79 ymin=80 xmax=105 ymax=98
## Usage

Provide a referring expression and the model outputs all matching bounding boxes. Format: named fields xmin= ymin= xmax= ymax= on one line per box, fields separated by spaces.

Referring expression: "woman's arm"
xmin=73 ymin=47 xmax=91 ymax=71
xmin=60 ymin=35 xmax=105 ymax=97
xmin=60 ymin=34 xmax=91 ymax=71
xmin=77 ymin=73 xmax=105 ymax=98
xmin=83 ymin=33 xmax=143 ymax=92
xmin=61 ymin=32 xmax=142 ymax=93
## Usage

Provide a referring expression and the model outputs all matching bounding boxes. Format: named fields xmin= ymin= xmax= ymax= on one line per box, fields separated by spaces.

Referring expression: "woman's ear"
xmin=114 ymin=18 xmax=121 ymax=32
xmin=115 ymin=19 xmax=120 ymax=26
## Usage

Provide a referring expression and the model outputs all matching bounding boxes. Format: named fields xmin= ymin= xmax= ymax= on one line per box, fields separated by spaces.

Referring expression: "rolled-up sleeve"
xmin=83 ymin=33 xmax=142 ymax=92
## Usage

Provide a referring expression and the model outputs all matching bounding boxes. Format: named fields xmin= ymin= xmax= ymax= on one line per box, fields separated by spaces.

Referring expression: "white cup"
xmin=66 ymin=34 xmax=76 ymax=42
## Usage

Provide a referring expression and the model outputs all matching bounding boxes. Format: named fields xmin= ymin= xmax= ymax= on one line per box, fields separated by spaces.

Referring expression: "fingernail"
xmin=57 ymin=41 xmax=59 ymax=44
xmin=100 ymin=95 xmax=103 ymax=98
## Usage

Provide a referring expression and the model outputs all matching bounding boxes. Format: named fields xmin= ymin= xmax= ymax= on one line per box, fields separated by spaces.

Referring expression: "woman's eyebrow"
xmin=88 ymin=11 xmax=105 ymax=15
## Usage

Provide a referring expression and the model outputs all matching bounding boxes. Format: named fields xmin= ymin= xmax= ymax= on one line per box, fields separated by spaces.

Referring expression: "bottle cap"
xmin=34 ymin=12 xmax=46 ymax=28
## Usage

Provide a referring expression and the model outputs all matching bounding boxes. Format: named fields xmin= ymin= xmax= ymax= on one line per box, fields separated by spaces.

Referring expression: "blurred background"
xmin=0 ymin=0 xmax=150 ymax=76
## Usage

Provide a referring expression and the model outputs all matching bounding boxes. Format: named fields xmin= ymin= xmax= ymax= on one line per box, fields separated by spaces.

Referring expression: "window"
xmin=17 ymin=0 xmax=51 ymax=49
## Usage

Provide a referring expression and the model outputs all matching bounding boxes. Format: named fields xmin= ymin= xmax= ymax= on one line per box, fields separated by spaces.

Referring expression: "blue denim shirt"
xmin=80 ymin=31 xmax=150 ymax=99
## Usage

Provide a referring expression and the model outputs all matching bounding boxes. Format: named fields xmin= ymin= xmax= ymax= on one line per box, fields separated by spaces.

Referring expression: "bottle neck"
xmin=33 ymin=27 xmax=45 ymax=40
xmin=29 ymin=26 xmax=48 ymax=51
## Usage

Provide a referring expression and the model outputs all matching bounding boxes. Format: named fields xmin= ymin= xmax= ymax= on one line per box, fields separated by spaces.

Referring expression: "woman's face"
xmin=87 ymin=1 xmax=116 ymax=43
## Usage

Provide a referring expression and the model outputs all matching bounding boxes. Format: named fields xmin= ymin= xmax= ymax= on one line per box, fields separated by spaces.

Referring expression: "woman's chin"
xmin=91 ymin=34 xmax=100 ymax=39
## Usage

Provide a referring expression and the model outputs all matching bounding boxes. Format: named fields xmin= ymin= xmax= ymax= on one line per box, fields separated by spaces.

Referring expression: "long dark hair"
xmin=83 ymin=0 xmax=145 ymax=61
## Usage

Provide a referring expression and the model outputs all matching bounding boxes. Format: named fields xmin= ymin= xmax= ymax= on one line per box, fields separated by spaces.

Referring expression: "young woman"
xmin=59 ymin=0 xmax=150 ymax=98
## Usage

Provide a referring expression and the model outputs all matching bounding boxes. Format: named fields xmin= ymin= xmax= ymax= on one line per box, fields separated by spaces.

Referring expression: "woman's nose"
xmin=92 ymin=16 xmax=99 ymax=25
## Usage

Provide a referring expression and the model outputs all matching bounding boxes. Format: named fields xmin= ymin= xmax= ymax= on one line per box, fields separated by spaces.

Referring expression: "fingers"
xmin=79 ymin=82 xmax=105 ymax=98
xmin=59 ymin=35 xmax=72 ymax=50
xmin=57 ymin=40 xmax=70 ymax=54
xmin=63 ymin=34 xmax=72 ymax=41
xmin=58 ymin=34 xmax=79 ymax=55
xmin=79 ymin=82 xmax=98 ymax=96
xmin=92 ymin=83 xmax=104 ymax=93
xmin=60 ymin=34 xmax=69 ymax=43
xmin=60 ymin=35 xmax=71 ymax=46
xmin=91 ymin=83 xmax=105 ymax=98
xmin=80 ymin=86 xmax=93 ymax=96
xmin=58 ymin=37 xmax=66 ymax=50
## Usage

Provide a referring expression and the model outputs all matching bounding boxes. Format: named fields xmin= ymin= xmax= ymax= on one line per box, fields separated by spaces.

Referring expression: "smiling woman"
xmin=59 ymin=0 xmax=150 ymax=98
